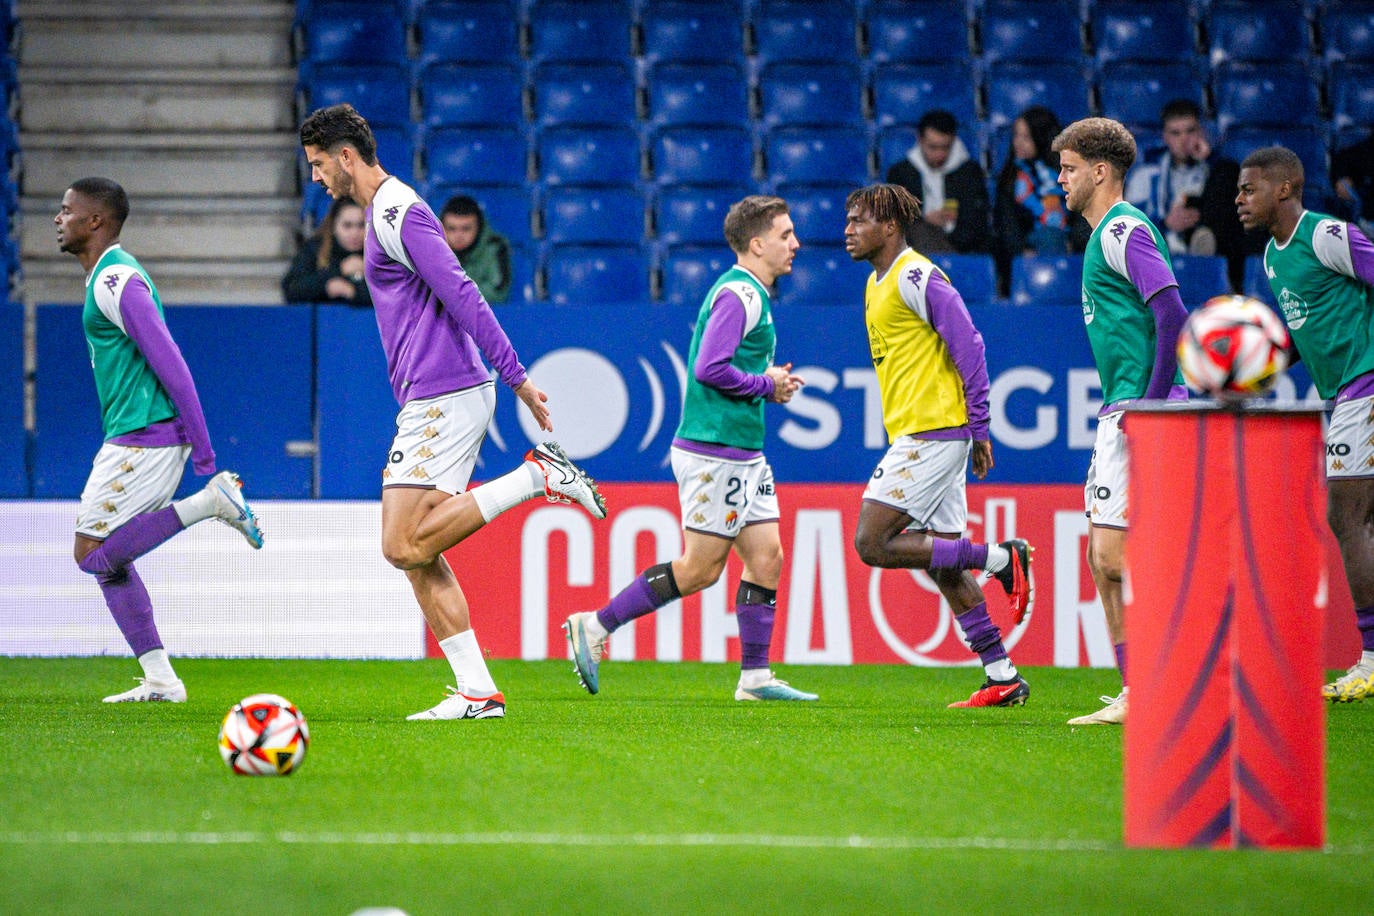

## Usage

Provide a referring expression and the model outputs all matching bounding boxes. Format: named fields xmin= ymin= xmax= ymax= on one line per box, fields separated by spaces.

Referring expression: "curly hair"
xmin=1051 ymin=117 xmax=1137 ymax=180
xmin=844 ymin=183 xmax=923 ymax=230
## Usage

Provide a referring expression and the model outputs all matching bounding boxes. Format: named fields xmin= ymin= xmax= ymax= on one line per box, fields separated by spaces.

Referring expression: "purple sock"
xmin=736 ymin=581 xmax=778 ymax=670
xmin=596 ymin=574 xmax=667 ymax=633
xmin=97 ymin=564 xmax=163 ymax=657
xmin=929 ymin=538 xmax=989 ymax=571
xmin=78 ymin=507 xmax=184 ymax=577
xmin=954 ymin=603 xmax=1007 ymax=666
xmin=1357 ymin=605 xmax=1374 ymax=653
xmin=1114 ymin=642 xmax=1128 ymax=684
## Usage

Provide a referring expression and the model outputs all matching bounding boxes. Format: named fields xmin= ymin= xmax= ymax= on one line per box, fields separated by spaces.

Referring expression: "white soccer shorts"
xmin=76 ymin=442 xmax=190 ymax=539
xmin=671 ymin=447 xmax=779 ymax=539
xmin=862 ymin=435 xmax=970 ymax=534
xmin=383 ymin=384 xmax=496 ymax=495
xmin=1326 ymin=394 xmax=1374 ymax=480
xmin=1084 ymin=409 xmax=1129 ymax=529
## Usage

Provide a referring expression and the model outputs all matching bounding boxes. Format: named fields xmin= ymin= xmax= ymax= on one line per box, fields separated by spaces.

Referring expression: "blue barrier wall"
xmin=0 ymin=305 xmax=24 ymax=496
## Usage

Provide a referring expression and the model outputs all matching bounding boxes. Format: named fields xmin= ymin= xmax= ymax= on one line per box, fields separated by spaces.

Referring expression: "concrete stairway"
xmin=16 ymin=0 xmax=300 ymax=304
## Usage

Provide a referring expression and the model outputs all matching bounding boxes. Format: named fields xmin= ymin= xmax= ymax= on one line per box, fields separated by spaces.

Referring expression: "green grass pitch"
xmin=0 ymin=657 xmax=1368 ymax=914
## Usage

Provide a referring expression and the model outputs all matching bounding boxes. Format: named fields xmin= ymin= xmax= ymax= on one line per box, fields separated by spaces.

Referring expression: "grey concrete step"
xmin=21 ymin=257 xmax=292 ymax=306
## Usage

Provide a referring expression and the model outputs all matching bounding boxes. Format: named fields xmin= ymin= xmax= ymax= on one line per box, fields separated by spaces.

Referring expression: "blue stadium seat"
xmin=543 ymin=244 xmax=652 ymax=305
xmin=782 ymin=184 xmax=853 ymax=247
xmin=1097 ymin=62 xmax=1205 ymax=128
xmin=645 ymin=63 xmax=750 ymax=129
xmin=1221 ymin=126 xmax=1330 ymax=200
xmin=303 ymin=2 xmax=408 ymax=65
xmin=1322 ymin=3 xmax=1374 ymax=64
xmin=418 ymin=1 xmax=520 ymax=65
xmin=871 ymin=63 xmax=979 ymax=135
xmin=764 ymin=127 xmax=870 ymax=188
xmin=758 ymin=63 xmax=865 ymax=129
xmin=373 ymin=124 xmax=418 ymax=186
xmin=1092 ymin=1 xmax=1196 ymax=65
xmin=1329 ymin=62 xmax=1374 ymax=132
xmin=302 ymin=64 xmax=412 ymax=127
xmin=425 ymin=127 xmax=529 ymax=187
xmin=660 ymin=244 xmax=735 ymax=307
xmin=985 ymin=62 xmax=1090 ymax=131
xmin=979 ymin=0 xmax=1083 ymax=65
xmin=639 ymin=1 xmax=746 ymax=66
xmin=1206 ymin=0 xmax=1310 ymax=66
xmin=1243 ymin=255 xmax=1276 ymax=306
xmin=537 ymin=126 xmax=642 ymax=186
xmin=528 ymin=2 xmax=633 ymax=65
xmin=1169 ymin=255 xmax=1230 ymax=304
xmin=865 ymin=0 xmax=970 ymax=64
xmin=424 ymin=184 xmax=534 ymax=246
xmin=929 ymin=253 xmax=999 ymax=306
xmin=752 ymin=1 xmax=859 ymax=64
xmin=540 ymin=186 xmax=646 ymax=245
xmin=509 ymin=242 xmax=535 ymax=304
xmin=1010 ymin=254 xmax=1084 ymax=306
xmin=419 ymin=63 xmax=523 ymax=128
xmin=653 ymin=184 xmax=751 ymax=247
xmin=650 ymin=126 xmax=755 ymax=186
xmin=1213 ymin=62 xmax=1320 ymax=134
xmin=774 ymin=245 xmax=866 ymax=306
xmin=532 ymin=63 xmax=638 ymax=128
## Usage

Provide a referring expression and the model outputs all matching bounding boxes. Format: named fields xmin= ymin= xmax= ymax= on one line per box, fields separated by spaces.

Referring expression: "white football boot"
xmin=102 ymin=677 xmax=187 ymax=703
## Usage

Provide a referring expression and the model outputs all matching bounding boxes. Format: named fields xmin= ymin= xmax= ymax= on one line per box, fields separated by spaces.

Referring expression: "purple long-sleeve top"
xmin=107 ymin=274 xmax=216 ymax=474
xmin=925 ymin=270 xmax=992 ymax=442
xmin=366 ymin=179 xmax=526 ymax=406
xmin=693 ymin=288 xmax=775 ymax=400
xmin=1123 ymin=226 xmax=1189 ymax=405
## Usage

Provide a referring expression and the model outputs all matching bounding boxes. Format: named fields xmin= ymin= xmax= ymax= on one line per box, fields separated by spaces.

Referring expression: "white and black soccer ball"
xmin=1177 ymin=295 xmax=1290 ymax=399
xmin=218 ymin=693 xmax=309 ymax=776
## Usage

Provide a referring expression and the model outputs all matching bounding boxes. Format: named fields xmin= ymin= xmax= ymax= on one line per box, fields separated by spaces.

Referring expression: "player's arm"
xmin=1313 ymin=219 xmax=1374 ymax=287
xmin=114 ymin=275 xmax=216 ymax=474
xmin=694 ymin=288 xmax=777 ymax=401
xmin=1122 ymin=227 xmax=1188 ymax=400
xmin=922 ymin=271 xmax=991 ymax=440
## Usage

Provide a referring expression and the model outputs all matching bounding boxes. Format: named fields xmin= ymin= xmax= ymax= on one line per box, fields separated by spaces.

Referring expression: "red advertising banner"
xmin=442 ymin=482 xmax=1357 ymax=669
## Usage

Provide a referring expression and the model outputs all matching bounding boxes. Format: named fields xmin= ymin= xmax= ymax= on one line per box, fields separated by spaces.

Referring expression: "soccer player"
xmin=1236 ymin=146 xmax=1374 ymax=702
xmin=1052 ymin=118 xmax=1189 ymax=725
xmin=56 ymin=177 xmax=265 ymax=703
xmin=844 ymin=183 xmax=1034 ymax=709
xmin=299 ymin=104 xmax=606 ymax=720
xmin=563 ymin=195 xmax=817 ymax=702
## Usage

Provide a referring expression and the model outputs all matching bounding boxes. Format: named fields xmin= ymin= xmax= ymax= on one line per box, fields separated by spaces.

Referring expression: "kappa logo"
xmin=119 ymin=461 xmax=134 ymax=473
xmin=695 ymin=493 xmax=711 ymax=504
xmin=1110 ymin=220 xmax=1127 ymax=241
xmin=101 ymin=501 xmax=116 ymax=513
xmin=691 ymin=512 xmax=708 ymax=524
xmin=1326 ymin=223 xmax=1344 ymax=239
xmin=905 ymin=449 xmax=920 ymax=461
xmin=888 ymin=487 xmax=906 ymax=501
xmin=382 ymin=205 xmax=401 ymax=228
xmin=382 ymin=468 xmax=392 ymax=479
xmin=108 ymin=481 xmax=125 ymax=493
xmin=103 ymin=272 xmax=121 ymax=292
xmin=407 ymin=467 xmax=430 ymax=479
xmin=416 ymin=446 xmax=434 ymax=458
xmin=425 ymin=406 xmax=445 ymax=419
xmin=92 ymin=521 xmax=109 ymax=532
xmin=698 ymin=472 xmax=714 ymax=484
xmin=1332 ymin=459 xmax=1346 ymax=471
xmin=907 ymin=267 xmax=923 ymax=286
xmin=897 ymin=468 xmax=914 ymax=481
xmin=422 ymin=426 xmax=440 ymax=439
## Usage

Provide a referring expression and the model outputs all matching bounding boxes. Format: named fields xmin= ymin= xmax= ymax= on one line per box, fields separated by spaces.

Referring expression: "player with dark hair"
xmin=56 ymin=176 xmax=264 ymax=703
xmin=844 ymin=183 xmax=1033 ymax=709
xmin=1053 ymin=118 xmax=1189 ymax=725
xmin=1237 ymin=145 xmax=1374 ymax=701
xmin=299 ymin=103 xmax=606 ymax=720
xmin=563 ymin=195 xmax=818 ymax=702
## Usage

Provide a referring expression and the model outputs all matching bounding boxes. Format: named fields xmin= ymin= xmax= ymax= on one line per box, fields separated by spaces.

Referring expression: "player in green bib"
xmin=57 ymin=177 xmax=264 ymax=704
xmin=1053 ymin=118 xmax=1190 ymax=725
xmin=1237 ymin=146 xmax=1374 ymax=701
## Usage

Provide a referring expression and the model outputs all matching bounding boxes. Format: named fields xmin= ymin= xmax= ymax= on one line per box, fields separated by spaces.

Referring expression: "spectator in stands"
xmin=884 ymin=109 xmax=990 ymax=256
xmin=1332 ymin=132 xmax=1374 ymax=239
xmin=440 ymin=194 xmax=512 ymax=304
xmin=281 ymin=197 xmax=372 ymax=307
xmin=1125 ymin=98 xmax=1255 ymax=291
xmin=993 ymin=105 xmax=1089 ymax=296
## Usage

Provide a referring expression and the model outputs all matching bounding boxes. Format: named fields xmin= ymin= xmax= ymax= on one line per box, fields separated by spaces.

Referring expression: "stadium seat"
xmin=650 ymin=126 xmax=755 ymax=186
xmin=508 ymin=243 xmax=535 ymax=304
xmin=782 ymin=184 xmax=853 ymax=246
xmin=418 ymin=1 xmax=520 ymax=65
xmin=528 ymin=2 xmax=633 ymax=66
xmin=660 ymin=244 xmax=735 ymax=307
xmin=1243 ymin=255 xmax=1276 ymax=306
xmin=752 ymin=1 xmax=859 ymax=64
xmin=540 ymin=186 xmax=646 ymax=245
xmin=543 ymin=244 xmax=652 ymax=305
xmin=1213 ymin=62 xmax=1320 ymax=134
xmin=532 ymin=63 xmax=638 ymax=128
xmin=1206 ymin=0 xmax=1311 ymax=66
xmin=302 ymin=64 xmax=412 ymax=127
xmin=423 ymin=183 xmax=534 ymax=246
xmin=985 ymin=62 xmax=1090 ymax=131
xmin=1329 ymin=62 xmax=1374 ymax=132
xmin=1221 ymin=126 xmax=1330 ymax=200
xmin=419 ymin=63 xmax=523 ymax=129
xmin=1010 ymin=254 xmax=1084 ymax=306
xmin=639 ymin=0 xmax=746 ymax=66
xmin=645 ymin=63 xmax=750 ymax=129
xmin=373 ymin=124 xmax=418 ymax=186
xmin=1097 ymin=62 xmax=1205 ymax=128
xmin=425 ymin=127 xmax=529 ymax=187
xmin=536 ymin=126 xmax=642 ymax=187
xmin=1321 ymin=2 xmax=1374 ymax=64
xmin=979 ymin=0 xmax=1083 ymax=65
xmin=1169 ymin=255 xmax=1229 ymax=304
xmin=653 ymin=184 xmax=752 ymax=247
xmin=303 ymin=2 xmax=408 ymax=65
xmin=1091 ymin=0 xmax=1196 ymax=65
xmin=870 ymin=63 xmax=979 ymax=135
xmin=929 ymin=253 xmax=998 ymax=307
xmin=865 ymin=0 xmax=970 ymax=64
xmin=764 ymin=127 xmax=871 ymax=188
xmin=773 ymin=245 xmax=866 ymax=306
xmin=757 ymin=63 xmax=865 ymax=129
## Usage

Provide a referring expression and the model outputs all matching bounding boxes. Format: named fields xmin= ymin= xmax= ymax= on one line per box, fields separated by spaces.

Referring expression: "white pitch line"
xmin=0 ymin=831 xmax=1367 ymax=855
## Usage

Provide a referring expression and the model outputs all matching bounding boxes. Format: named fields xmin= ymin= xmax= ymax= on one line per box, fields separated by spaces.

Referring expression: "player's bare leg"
xmin=1323 ymin=478 xmax=1374 ymax=701
xmin=1071 ymin=525 xmax=1129 ymax=724
xmin=381 ymin=487 xmax=487 ymax=571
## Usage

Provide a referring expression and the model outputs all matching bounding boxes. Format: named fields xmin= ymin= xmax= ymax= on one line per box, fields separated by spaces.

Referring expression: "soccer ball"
xmin=1177 ymin=295 xmax=1290 ymax=399
xmin=218 ymin=693 xmax=309 ymax=776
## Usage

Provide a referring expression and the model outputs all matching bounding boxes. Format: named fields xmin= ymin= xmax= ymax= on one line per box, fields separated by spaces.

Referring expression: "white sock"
xmin=584 ymin=613 xmax=609 ymax=641
xmin=985 ymin=658 xmax=1016 ymax=681
xmin=470 ymin=461 xmax=544 ymax=522
xmin=983 ymin=543 xmax=1010 ymax=573
xmin=138 ymin=648 xmax=178 ymax=684
xmin=172 ymin=485 xmax=217 ymax=526
xmin=1362 ymin=649 xmax=1374 ymax=667
xmin=739 ymin=667 xmax=773 ymax=688
xmin=439 ymin=629 xmax=497 ymax=696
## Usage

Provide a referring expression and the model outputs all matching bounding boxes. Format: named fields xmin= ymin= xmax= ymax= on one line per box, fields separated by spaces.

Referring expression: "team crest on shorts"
xmin=725 ymin=510 xmax=739 ymax=529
